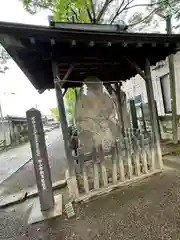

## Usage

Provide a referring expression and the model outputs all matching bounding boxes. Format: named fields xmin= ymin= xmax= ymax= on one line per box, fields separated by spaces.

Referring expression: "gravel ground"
xmin=4 ymin=169 xmax=180 ymax=240
xmin=0 ymin=132 xmax=67 ymax=196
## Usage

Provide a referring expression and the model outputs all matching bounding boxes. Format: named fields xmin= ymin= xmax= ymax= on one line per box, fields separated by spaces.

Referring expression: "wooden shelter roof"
xmin=0 ymin=21 xmax=180 ymax=90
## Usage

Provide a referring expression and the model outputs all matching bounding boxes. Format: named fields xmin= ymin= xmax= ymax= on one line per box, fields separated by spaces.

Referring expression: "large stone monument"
xmin=74 ymin=76 xmax=119 ymax=154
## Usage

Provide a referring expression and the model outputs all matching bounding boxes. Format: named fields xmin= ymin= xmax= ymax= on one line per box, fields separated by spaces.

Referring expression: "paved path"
xmin=0 ymin=128 xmax=67 ymax=196
xmin=0 ymin=128 xmax=64 ymax=185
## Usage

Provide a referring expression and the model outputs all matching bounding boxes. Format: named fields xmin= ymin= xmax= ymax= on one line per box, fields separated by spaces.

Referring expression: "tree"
xmin=21 ymin=0 xmax=179 ymax=31
xmin=22 ymin=0 xmax=54 ymax=13
xmin=154 ymin=0 xmax=180 ymax=19
xmin=0 ymin=47 xmax=9 ymax=73
xmin=65 ymin=88 xmax=80 ymax=125
xmin=21 ymin=0 xmax=180 ymax=129
xmin=50 ymin=107 xmax=60 ymax=121
xmin=50 ymin=88 xmax=79 ymax=124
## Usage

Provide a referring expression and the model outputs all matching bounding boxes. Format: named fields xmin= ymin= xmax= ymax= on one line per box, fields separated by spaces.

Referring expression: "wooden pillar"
xmin=144 ymin=58 xmax=163 ymax=169
xmin=52 ymin=62 xmax=79 ymax=199
xmin=166 ymin=16 xmax=178 ymax=144
xmin=140 ymin=103 xmax=147 ymax=132
xmin=115 ymin=83 xmax=125 ymax=136
xmin=130 ymin=99 xmax=138 ymax=129
xmin=154 ymin=100 xmax=161 ymax=140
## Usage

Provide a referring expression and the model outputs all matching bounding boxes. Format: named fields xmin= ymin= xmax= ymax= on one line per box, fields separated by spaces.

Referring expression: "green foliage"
xmin=65 ymin=88 xmax=80 ymax=124
xmin=54 ymin=0 xmax=91 ymax=23
xmin=0 ymin=47 xmax=9 ymax=73
xmin=50 ymin=87 xmax=80 ymax=123
xmin=0 ymin=47 xmax=9 ymax=64
xmin=21 ymin=0 xmax=180 ymax=123
xmin=20 ymin=0 xmax=180 ymax=31
xmin=156 ymin=0 xmax=180 ymax=16
xmin=50 ymin=107 xmax=60 ymax=121
xmin=22 ymin=0 xmax=55 ymax=14
xmin=143 ymin=0 xmax=180 ymax=32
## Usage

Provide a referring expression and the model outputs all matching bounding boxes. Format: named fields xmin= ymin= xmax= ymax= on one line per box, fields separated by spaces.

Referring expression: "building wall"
xmin=123 ymin=52 xmax=180 ymax=116
xmin=0 ymin=118 xmax=29 ymax=147
xmin=0 ymin=121 xmax=11 ymax=145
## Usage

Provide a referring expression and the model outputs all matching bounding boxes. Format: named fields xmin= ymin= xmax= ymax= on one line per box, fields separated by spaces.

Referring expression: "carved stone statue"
xmin=74 ymin=76 xmax=119 ymax=154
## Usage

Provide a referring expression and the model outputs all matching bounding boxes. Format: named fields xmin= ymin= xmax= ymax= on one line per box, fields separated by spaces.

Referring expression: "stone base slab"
xmin=28 ymin=194 xmax=62 ymax=225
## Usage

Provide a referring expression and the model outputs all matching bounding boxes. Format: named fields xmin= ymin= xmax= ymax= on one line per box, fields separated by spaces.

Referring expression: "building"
xmin=123 ymin=51 xmax=180 ymax=139
xmin=0 ymin=116 xmax=28 ymax=148
xmin=0 ymin=114 xmax=50 ymax=149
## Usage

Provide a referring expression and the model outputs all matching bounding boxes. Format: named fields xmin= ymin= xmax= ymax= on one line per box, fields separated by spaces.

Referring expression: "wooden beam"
xmin=29 ymin=37 xmax=35 ymax=44
xmin=50 ymin=38 xmax=55 ymax=46
xmin=63 ymin=65 xmax=74 ymax=83
xmin=104 ymin=84 xmax=116 ymax=95
xmin=130 ymin=99 xmax=138 ymax=129
xmin=106 ymin=41 xmax=112 ymax=47
xmin=89 ymin=41 xmax=95 ymax=47
xmin=52 ymin=61 xmax=79 ymax=198
xmin=144 ymin=58 xmax=163 ymax=169
xmin=52 ymin=62 xmax=72 ymax=169
xmin=62 ymin=88 xmax=68 ymax=97
xmin=176 ymin=43 xmax=180 ymax=50
xmin=55 ymin=64 xmax=74 ymax=88
xmin=137 ymin=42 xmax=142 ymax=47
xmin=122 ymin=42 xmax=128 ymax=47
xmin=115 ymin=83 xmax=125 ymax=136
xmin=38 ymin=89 xmax=45 ymax=94
xmin=60 ymin=62 xmax=121 ymax=67
xmin=71 ymin=40 xmax=76 ymax=47
xmin=125 ymin=57 xmax=147 ymax=80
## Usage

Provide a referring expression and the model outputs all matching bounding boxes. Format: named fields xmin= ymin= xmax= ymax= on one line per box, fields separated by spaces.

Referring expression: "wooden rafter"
xmin=54 ymin=64 xmax=74 ymax=89
xmin=124 ymin=57 xmax=147 ymax=81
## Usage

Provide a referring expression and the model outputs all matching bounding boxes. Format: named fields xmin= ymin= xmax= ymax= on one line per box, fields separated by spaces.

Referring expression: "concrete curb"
xmin=0 ymin=179 xmax=67 ymax=209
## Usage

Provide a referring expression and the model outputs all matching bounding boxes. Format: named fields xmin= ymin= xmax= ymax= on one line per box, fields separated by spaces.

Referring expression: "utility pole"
xmin=166 ymin=15 xmax=178 ymax=144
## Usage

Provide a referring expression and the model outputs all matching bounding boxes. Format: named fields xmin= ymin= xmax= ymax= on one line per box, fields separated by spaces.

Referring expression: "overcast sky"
xmin=0 ymin=0 xmax=56 ymax=117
